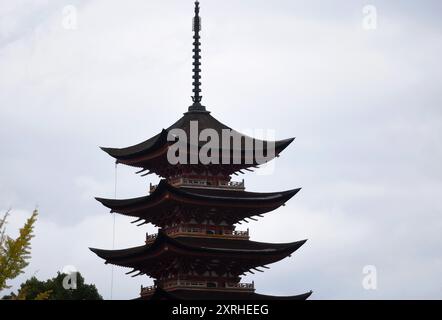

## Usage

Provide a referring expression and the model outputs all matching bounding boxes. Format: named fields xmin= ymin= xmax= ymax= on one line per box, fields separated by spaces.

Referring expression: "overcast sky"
xmin=1 ymin=0 xmax=441 ymax=299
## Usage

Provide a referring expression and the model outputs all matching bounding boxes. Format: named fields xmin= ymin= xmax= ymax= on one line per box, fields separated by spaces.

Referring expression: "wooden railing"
xmin=219 ymin=180 xmax=245 ymax=189
xmin=145 ymin=227 xmax=249 ymax=243
xmin=141 ymin=281 xmax=255 ymax=295
xmin=225 ymin=282 xmax=255 ymax=290
xmin=169 ymin=178 xmax=245 ymax=190
xmin=145 ymin=233 xmax=158 ymax=243
xmin=161 ymin=280 xmax=254 ymax=291
xmin=140 ymin=285 xmax=156 ymax=296
xmin=149 ymin=183 xmax=157 ymax=193
xmin=232 ymin=230 xmax=249 ymax=237
xmin=163 ymin=280 xmax=207 ymax=289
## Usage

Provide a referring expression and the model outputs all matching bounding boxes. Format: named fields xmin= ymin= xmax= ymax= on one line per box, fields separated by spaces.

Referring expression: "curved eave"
xmin=101 ymin=136 xmax=295 ymax=164
xmin=274 ymin=137 xmax=295 ymax=154
xmin=146 ymin=287 xmax=313 ymax=300
xmin=98 ymin=111 xmax=296 ymax=163
xmin=252 ymin=290 xmax=313 ymax=301
xmin=89 ymin=233 xmax=307 ymax=265
xmin=95 ymin=180 xmax=300 ymax=213
xmin=100 ymin=129 xmax=168 ymax=160
xmin=188 ymin=239 xmax=307 ymax=256
xmin=173 ymin=185 xmax=300 ymax=204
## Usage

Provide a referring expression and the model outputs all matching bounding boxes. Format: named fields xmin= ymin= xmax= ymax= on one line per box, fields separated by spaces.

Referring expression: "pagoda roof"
xmin=90 ymin=233 xmax=306 ymax=260
xmin=100 ymin=111 xmax=295 ymax=175
xmin=95 ymin=180 xmax=300 ymax=225
xmin=144 ymin=287 xmax=313 ymax=300
xmin=89 ymin=231 xmax=307 ymax=277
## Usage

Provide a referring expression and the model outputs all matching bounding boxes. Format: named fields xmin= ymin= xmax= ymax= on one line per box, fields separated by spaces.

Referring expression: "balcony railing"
xmin=218 ymin=180 xmax=245 ymax=189
xmin=232 ymin=230 xmax=249 ymax=237
xmin=161 ymin=280 xmax=255 ymax=291
xmin=145 ymin=233 xmax=158 ymax=243
xmin=169 ymin=178 xmax=245 ymax=191
xmin=225 ymin=282 xmax=255 ymax=290
xmin=145 ymin=227 xmax=249 ymax=243
xmin=140 ymin=285 xmax=156 ymax=296
xmin=163 ymin=280 xmax=207 ymax=289
xmin=141 ymin=281 xmax=255 ymax=295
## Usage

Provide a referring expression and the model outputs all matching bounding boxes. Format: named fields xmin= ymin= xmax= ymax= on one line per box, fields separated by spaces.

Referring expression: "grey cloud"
xmin=1 ymin=0 xmax=441 ymax=299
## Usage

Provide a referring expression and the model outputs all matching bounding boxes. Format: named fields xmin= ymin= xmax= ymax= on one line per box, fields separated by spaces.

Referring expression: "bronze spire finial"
xmin=189 ymin=1 xmax=206 ymax=112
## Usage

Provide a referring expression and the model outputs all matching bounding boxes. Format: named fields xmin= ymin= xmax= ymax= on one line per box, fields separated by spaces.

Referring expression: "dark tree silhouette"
xmin=3 ymin=272 xmax=102 ymax=300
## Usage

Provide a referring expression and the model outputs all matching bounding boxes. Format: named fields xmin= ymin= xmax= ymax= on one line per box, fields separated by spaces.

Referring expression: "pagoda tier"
xmin=100 ymin=111 xmax=295 ymax=178
xmin=140 ymin=287 xmax=313 ymax=301
xmin=90 ymin=231 xmax=306 ymax=279
xmin=95 ymin=179 xmax=300 ymax=226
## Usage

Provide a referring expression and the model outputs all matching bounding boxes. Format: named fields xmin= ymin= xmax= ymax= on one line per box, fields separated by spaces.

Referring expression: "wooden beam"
xmin=261 ymin=265 xmax=270 ymax=269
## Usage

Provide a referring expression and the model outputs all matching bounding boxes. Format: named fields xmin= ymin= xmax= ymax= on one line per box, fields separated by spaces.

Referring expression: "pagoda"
xmin=90 ymin=1 xmax=312 ymax=300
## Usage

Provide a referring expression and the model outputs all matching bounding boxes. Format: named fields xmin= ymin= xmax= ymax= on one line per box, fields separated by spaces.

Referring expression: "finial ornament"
xmin=189 ymin=0 xmax=207 ymax=112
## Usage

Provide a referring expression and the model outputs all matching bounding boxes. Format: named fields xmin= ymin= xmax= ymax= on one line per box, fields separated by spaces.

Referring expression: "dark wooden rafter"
xmin=125 ymin=269 xmax=138 ymax=275
xmin=131 ymin=271 xmax=144 ymax=278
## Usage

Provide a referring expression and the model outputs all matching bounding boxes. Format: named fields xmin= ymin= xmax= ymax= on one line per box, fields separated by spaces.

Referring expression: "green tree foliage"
xmin=0 ymin=209 xmax=38 ymax=291
xmin=12 ymin=272 xmax=102 ymax=300
xmin=1 ymin=210 xmax=102 ymax=300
